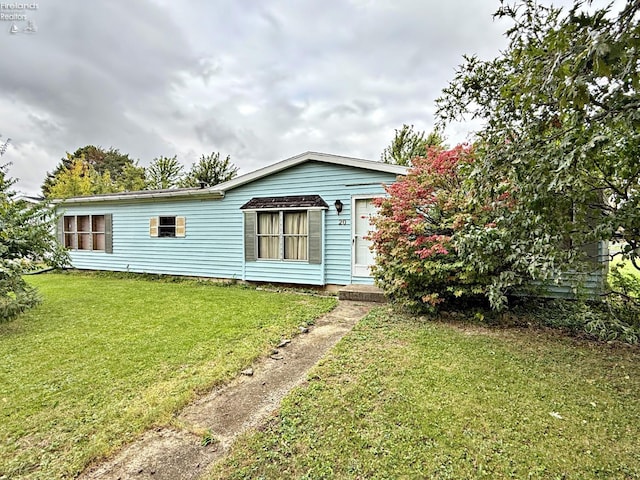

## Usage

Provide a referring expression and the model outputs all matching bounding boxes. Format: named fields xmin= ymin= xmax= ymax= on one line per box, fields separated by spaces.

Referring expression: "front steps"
xmin=338 ymin=284 xmax=387 ymax=303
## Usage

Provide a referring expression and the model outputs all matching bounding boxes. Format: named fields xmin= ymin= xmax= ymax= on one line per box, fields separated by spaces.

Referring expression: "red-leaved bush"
xmin=371 ymin=144 xmax=506 ymax=310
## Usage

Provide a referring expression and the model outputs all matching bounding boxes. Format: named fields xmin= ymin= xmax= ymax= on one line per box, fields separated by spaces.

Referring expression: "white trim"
xmin=351 ymin=195 xmax=383 ymax=279
xmin=54 ymin=189 xmax=224 ymax=204
xmin=256 ymin=210 xmax=310 ymax=262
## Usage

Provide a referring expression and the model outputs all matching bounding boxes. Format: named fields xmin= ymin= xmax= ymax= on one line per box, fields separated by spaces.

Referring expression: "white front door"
xmin=352 ymin=197 xmax=378 ymax=277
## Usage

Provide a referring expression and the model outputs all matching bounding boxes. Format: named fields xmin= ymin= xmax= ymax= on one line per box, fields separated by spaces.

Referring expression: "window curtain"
xmin=258 ymin=213 xmax=279 ymax=259
xmin=284 ymin=212 xmax=308 ymax=260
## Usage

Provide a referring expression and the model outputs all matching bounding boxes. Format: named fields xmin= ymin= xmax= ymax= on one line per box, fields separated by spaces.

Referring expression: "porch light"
xmin=334 ymin=199 xmax=343 ymax=214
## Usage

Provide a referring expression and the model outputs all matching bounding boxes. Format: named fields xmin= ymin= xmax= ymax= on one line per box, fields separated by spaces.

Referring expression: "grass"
xmin=0 ymin=272 xmax=336 ymax=480
xmin=608 ymin=242 xmax=640 ymax=283
xmin=614 ymin=260 xmax=639 ymax=278
xmin=610 ymin=258 xmax=639 ymax=281
xmin=208 ymin=308 xmax=640 ymax=480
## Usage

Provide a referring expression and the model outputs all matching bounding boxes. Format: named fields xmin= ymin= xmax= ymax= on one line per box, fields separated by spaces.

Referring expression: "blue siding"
xmin=58 ymin=161 xmax=399 ymax=286
xmin=534 ymin=241 xmax=609 ymax=299
xmin=227 ymin=161 xmax=394 ymax=285
xmin=59 ymin=198 xmax=242 ymax=278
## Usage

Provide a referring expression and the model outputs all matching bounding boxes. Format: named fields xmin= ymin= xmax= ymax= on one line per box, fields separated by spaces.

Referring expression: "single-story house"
xmin=54 ymin=152 xmax=408 ymax=289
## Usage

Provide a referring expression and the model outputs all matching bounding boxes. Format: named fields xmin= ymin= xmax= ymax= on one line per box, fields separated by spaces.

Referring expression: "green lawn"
xmin=0 ymin=272 xmax=336 ymax=480
xmin=209 ymin=309 xmax=640 ymax=480
xmin=611 ymin=259 xmax=640 ymax=281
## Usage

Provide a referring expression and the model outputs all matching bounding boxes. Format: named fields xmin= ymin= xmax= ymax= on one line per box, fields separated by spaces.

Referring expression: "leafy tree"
xmin=46 ymin=157 xmax=113 ymax=199
xmin=119 ymin=163 xmax=147 ymax=191
xmin=146 ymin=155 xmax=183 ymax=190
xmin=436 ymin=0 xmax=640 ymax=279
xmin=43 ymin=146 xmax=146 ymax=196
xmin=72 ymin=145 xmax=131 ymax=178
xmin=381 ymin=124 xmax=445 ymax=166
xmin=1 ymin=141 xmax=67 ymax=321
xmin=424 ymin=130 xmax=447 ymax=150
xmin=179 ymin=152 xmax=238 ymax=188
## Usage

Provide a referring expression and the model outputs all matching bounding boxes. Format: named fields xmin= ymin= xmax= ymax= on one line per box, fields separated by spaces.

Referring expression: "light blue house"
xmin=55 ymin=152 xmax=408 ymax=288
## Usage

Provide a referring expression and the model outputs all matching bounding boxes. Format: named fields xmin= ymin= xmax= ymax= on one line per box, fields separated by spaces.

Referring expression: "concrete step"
xmin=338 ymin=284 xmax=387 ymax=303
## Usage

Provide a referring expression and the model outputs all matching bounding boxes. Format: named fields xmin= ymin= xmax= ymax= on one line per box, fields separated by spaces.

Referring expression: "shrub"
xmin=510 ymin=296 xmax=640 ymax=345
xmin=0 ymin=259 xmax=41 ymax=321
xmin=1 ymin=162 xmax=68 ymax=321
xmin=371 ymin=145 xmax=502 ymax=311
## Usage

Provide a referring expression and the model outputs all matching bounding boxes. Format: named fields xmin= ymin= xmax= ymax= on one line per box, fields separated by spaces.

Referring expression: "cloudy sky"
xmin=1 ymin=1 xmax=524 ymax=195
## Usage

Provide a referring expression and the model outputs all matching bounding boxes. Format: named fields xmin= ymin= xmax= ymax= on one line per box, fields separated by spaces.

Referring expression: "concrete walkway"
xmin=79 ymin=300 xmax=376 ymax=480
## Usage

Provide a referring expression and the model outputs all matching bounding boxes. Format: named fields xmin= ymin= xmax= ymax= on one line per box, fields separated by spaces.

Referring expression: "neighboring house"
xmin=14 ymin=194 xmax=44 ymax=205
xmin=54 ymin=152 xmax=408 ymax=288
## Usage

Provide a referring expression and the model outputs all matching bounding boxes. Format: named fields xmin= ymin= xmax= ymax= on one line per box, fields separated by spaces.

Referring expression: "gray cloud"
xmin=0 ymin=0 xmax=573 ymax=195
xmin=1 ymin=0 xmax=199 ymax=190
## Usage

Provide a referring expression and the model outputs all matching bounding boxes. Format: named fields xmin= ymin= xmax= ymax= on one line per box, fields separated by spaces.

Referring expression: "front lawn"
xmin=0 ymin=272 xmax=336 ymax=480
xmin=209 ymin=309 xmax=640 ymax=479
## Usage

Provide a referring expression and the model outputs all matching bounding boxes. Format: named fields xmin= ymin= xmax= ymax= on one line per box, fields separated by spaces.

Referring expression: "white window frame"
xmin=256 ymin=209 xmax=309 ymax=262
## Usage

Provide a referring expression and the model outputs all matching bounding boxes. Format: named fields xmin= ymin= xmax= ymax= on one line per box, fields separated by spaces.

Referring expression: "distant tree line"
xmin=42 ymin=146 xmax=238 ymax=199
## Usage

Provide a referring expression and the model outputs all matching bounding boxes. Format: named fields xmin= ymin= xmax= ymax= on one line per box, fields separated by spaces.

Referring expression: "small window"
xmin=77 ymin=215 xmax=91 ymax=250
xmin=63 ymin=216 xmax=77 ymax=250
xmin=92 ymin=216 xmax=106 ymax=250
xmin=62 ymin=214 xmax=109 ymax=252
xmin=159 ymin=216 xmax=176 ymax=237
xmin=150 ymin=216 xmax=186 ymax=238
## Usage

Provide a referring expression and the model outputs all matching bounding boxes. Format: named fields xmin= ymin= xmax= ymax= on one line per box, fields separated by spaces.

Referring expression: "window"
xmin=159 ymin=216 xmax=176 ymax=237
xmin=61 ymin=214 xmax=111 ymax=252
xmin=149 ymin=216 xmax=186 ymax=238
xmin=257 ymin=211 xmax=308 ymax=260
xmin=257 ymin=212 xmax=280 ymax=259
xmin=242 ymin=196 xmax=326 ymax=264
xmin=284 ymin=212 xmax=308 ymax=260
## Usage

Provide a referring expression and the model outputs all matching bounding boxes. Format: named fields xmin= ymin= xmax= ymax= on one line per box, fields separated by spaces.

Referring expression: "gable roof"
xmin=214 ymin=151 xmax=408 ymax=192
xmin=55 ymin=151 xmax=408 ymax=204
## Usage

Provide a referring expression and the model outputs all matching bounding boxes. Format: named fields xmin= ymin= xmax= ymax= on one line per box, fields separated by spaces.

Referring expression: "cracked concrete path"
xmin=78 ymin=300 xmax=377 ymax=480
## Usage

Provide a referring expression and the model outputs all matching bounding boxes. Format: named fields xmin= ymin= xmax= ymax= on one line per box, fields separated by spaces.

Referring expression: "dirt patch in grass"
xmin=78 ymin=301 xmax=375 ymax=480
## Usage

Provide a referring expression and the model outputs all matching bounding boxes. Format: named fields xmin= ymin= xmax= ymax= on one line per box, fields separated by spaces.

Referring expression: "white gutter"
xmin=52 ymin=189 xmax=225 ymax=204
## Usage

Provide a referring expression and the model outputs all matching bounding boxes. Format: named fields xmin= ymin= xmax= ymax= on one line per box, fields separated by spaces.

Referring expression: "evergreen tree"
xmin=1 ymin=138 xmax=67 ymax=321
